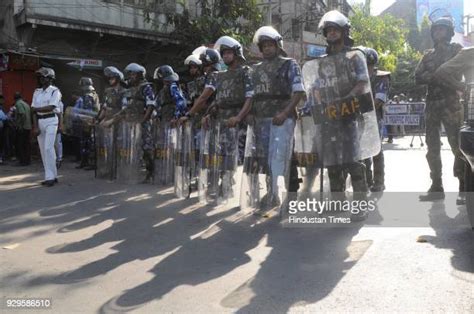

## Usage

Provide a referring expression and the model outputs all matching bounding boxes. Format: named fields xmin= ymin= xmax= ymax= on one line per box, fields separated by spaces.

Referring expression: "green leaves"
xmin=143 ymin=0 xmax=262 ymax=64
xmin=350 ymin=5 xmax=423 ymax=96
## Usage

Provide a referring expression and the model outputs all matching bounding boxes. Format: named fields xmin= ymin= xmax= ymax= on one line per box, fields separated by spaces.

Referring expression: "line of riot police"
xmin=74 ymin=10 xmax=389 ymax=221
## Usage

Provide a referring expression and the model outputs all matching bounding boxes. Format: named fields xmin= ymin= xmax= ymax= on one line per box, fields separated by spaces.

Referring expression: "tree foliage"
xmin=350 ymin=3 xmax=423 ymax=97
xmin=144 ymin=0 xmax=263 ymax=61
xmin=350 ymin=4 xmax=407 ymax=72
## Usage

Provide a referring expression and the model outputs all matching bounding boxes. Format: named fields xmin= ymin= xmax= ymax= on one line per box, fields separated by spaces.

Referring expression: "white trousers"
xmin=55 ymin=133 xmax=63 ymax=161
xmin=37 ymin=117 xmax=58 ymax=180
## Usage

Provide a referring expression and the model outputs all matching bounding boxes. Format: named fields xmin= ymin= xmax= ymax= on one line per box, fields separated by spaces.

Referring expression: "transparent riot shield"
xmin=240 ymin=117 xmax=295 ymax=214
xmin=63 ymin=107 xmax=97 ymax=138
xmin=95 ymin=123 xmax=116 ymax=180
xmin=293 ymin=115 xmax=321 ymax=196
xmin=190 ymin=115 xmax=204 ymax=191
xmin=115 ymin=120 xmax=144 ymax=184
xmin=301 ymin=49 xmax=381 ymax=167
xmin=154 ymin=121 xmax=176 ymax=186
xmin=198 ymin=120 xmax=239 ymax=206
xmin=174 ymin=122 xmax=193 ymax=198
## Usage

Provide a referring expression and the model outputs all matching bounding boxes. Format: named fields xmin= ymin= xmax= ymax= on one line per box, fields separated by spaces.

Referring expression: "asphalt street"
xmin=0 ymin=136 xmax=472 ymax=313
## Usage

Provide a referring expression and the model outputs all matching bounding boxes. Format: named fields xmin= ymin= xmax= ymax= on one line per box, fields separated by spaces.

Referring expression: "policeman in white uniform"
xmin=32 ymin=67 xmax=62 ymax=186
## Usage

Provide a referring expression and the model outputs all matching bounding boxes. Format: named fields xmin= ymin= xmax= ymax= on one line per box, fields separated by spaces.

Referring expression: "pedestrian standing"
xmin=13 ymin=92 xmax=32 ymax=166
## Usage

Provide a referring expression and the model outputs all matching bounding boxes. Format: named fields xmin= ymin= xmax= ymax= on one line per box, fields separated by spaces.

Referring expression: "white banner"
xmin=67 ymin=59 xmax=103 ymax=69
xmin=384 ymin=115 xmax=421 ymax=126
xmin=385 ymin=104 xmax=408 ymax=114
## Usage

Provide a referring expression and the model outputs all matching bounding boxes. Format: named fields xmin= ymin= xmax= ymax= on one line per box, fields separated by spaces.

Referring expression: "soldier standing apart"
xmin=31 ymin=67 xmax=62 ymax=187
xmin=241 ymin=26 xmax=305 ymax=215
xmin=433 ymin=47 xmax=474 ymax=205
xmin=362 ymin=47 xmax=390 ymax=192
xmin=415 ymin=17 xmax=463 ymax=202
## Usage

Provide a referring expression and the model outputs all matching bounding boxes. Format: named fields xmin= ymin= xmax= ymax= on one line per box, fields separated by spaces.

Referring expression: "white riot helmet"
xmin=35 ymin=67 xmax=55 ymax=80
xmin=104 ymin=66 xmax=124 ymax=81
xmin=318 ymin=10 xmax=353 ymax=46
xmin=192 ymin=46 xmax=221 ymax=71
xmin=184 ymin=54 xmax=202 ymax=67
xmin=124 ymin=63 xmax=146 ymax=78
xmin=214 ymin=36 xmax=245 ymax=61
xmin=253 ymin=26 xmax=286 ymax=56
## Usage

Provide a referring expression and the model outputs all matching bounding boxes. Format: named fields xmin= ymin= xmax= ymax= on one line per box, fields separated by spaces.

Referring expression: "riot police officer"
xmin=153 ymin=65 xmax=187 ymax=187
xmin=76 ymin=77 xmax=100 ymax=170
xmin=184 ymin=54 xmax=205 ymax=108
xmin=96 ymin=66 xmax=125 ymax=180
xmin=198 ymin=36 xmax=253 ymax=204
xmin=240 ymin=26 xmax=305 ymax=215
xmin=183 ymin=54 xmax=206 ymax=190
xmin=117 ymin=63 xmax=156 ymax=184
xmin=362 ymin=47 xmax=390 ymax=192
xmin=415 ymin=17 xmax=463 ymax=201
xmin=180 ymin=47 xmax=221 ymax=122
xmin=303 ymin=10 xmax=380 ymax=220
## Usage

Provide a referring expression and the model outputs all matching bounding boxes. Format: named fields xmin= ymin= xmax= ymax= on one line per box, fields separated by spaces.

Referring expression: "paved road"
xmin=1 ymin=137 xmax=472 ymax=313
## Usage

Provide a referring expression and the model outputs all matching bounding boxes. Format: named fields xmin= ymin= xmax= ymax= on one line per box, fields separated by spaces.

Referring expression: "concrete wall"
xmin=19 ymin=0 xmax=180 ymax=37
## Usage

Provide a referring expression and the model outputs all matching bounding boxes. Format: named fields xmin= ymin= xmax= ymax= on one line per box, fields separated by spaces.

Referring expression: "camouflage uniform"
xmin=213 ymin=64 xmax=254 ymax=169
xmin=317 ymin=47 xmax=371 ymax=194
xmin=364 ymin=71 xmax=390 ymax=189
xmin=96 ymin=85 xmax=125 ymax=179
xmin=250 ymin=56 xmax=304 ymax=195
xmin=200 ymin=65 xmax=253 ymax=201
xmin=415 ymin=42 xmax=463 ymax=187
xmin=77 ymin=90 xmax=100 ymax=167
xmin=124 ymin=80 xmax=156 ymax=178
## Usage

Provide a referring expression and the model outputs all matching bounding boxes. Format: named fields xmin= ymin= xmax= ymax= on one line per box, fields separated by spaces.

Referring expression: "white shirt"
xmin=32 ymin=85 xmax=62 ymax=116
xmin=56 ymin=101 xmax=64 ymax=114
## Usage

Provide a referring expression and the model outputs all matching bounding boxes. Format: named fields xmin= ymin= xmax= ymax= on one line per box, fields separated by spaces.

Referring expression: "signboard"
xmin=67 ymin=59 xmax=103 ymax=70
xmin=416 ymin=0 xmax=464 ymax=34
xmin=306 ymin=44 xmax=326 ymax=58
xmin=385 ymin=104 xmax=409 ymax=114
xmin=384 ymin=114 xmax=421 ymax=126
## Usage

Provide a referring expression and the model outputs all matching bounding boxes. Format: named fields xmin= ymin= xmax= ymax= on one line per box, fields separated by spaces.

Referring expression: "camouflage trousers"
xmin=328 ymin=161 xmax=368 ymax=194
xmin=79 ymin=129 xmax=94 ymax=164
xmin=364 ymin=118 xmax=385 ymax=186
xmin=425 ymin=98 xmax=464 ymax=181
xmin=141 ymin=121 xmax=154 ymax=177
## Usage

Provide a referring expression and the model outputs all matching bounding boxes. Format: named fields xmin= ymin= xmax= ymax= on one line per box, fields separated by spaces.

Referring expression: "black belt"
xmin=37 ymin=113 xmax=56 ymax=119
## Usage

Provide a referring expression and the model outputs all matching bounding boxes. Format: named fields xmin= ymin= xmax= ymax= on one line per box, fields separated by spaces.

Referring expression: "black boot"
xmin=456 ymin=177 xmax=466 ymax=205
xmin=419 ymin=179 xmax=445 ymax=201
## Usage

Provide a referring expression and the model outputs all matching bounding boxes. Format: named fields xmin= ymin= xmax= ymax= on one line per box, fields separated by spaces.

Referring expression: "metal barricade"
xmin=384 ymin=101 xmax=426 ymax=147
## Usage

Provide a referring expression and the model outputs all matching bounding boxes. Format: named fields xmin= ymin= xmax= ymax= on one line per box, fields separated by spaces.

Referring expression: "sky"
xmin=348 ymin=0 xmax=474 ymax=17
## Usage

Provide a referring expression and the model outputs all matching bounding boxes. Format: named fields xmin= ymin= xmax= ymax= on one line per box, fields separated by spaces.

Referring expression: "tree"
xmin=390 ymin=46 xmax=424 ymax=98
xmin=350 ymin=3 xmax=423 ymax=97
xmin=350 ymin=4 xmax=408 ymax=72
xmin=144 ymin=0 xmax=263 ymax=63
